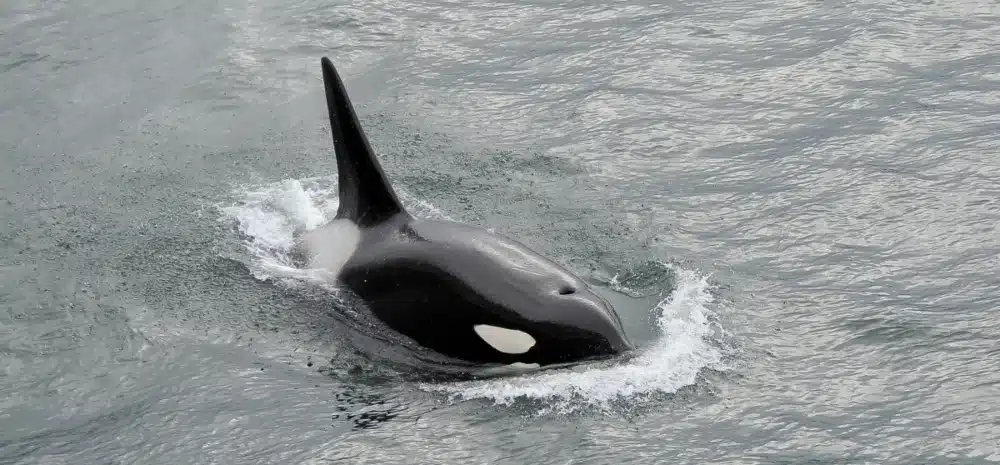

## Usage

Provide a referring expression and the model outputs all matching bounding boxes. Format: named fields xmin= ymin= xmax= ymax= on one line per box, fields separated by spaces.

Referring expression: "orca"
xmin=297 ymin=57 xmax=634 ymax=367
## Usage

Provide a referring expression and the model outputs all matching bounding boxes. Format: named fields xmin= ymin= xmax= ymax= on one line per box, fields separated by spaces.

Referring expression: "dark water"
xmin=3 ymin=0 xmax=1000 ymax=463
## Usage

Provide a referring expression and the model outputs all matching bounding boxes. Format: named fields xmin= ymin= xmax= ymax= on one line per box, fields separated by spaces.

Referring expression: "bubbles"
xmin=217 ymin=177 xmax=729 ymax=415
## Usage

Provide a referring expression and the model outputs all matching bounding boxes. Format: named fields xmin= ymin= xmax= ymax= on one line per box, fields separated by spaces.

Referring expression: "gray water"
xmin=3 ymin=0 xmax=999 ymax=463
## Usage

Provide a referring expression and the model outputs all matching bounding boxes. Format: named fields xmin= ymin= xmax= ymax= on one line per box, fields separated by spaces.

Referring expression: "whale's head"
xmin=467 ymin=264 xmax=634 ymax=366
xmin=344 ymin=219 xmax=637 ymax=367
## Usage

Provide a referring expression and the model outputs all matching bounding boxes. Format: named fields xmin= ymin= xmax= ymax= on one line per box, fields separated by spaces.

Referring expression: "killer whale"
xmin=299 ymin=56 xmax=633 ymax=366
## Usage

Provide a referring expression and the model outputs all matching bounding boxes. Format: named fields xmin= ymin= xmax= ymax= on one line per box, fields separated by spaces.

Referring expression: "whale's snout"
xmin=515 ymin=285 xmax=634 ymax=364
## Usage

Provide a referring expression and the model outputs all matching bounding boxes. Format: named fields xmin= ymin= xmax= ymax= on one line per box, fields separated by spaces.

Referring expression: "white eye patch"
xmin=473 ymin=324 xmax=536 ymax=354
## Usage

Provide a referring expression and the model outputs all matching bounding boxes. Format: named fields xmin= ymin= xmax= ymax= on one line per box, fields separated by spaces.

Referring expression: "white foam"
xmin=419 ymin=265 xmax=726 ymax=414
xmin=216 ymin=176 xmax=450 ymax=287
xmin=217 ymin=177 xmax=341 ymax=286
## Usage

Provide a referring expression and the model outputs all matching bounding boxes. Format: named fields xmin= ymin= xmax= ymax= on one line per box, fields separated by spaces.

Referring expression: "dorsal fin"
xmin=320 ymin=57 xmax=407 ymax=227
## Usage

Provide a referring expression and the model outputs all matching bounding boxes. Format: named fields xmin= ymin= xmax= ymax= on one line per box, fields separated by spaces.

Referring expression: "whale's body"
xmin=301 ymin=57 xmax=633 ymax=366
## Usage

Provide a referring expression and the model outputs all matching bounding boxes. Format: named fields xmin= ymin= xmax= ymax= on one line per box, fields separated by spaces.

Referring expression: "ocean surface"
xmin=2 ymin=0 xmax=999 ymax=463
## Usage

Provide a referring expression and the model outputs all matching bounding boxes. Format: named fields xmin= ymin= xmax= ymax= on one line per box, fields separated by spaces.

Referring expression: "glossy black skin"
xmin=315 ymin=56 xmax=634 ymax=366
xmin=338 ymin=214 xmax=633 ymax=365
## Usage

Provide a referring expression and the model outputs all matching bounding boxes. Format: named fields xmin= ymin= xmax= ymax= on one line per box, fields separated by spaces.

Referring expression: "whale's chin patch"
xmin=298 ymin=219 xmax=361 ymax=276
xmin=473 ymin=324 xmax=537 ymax=354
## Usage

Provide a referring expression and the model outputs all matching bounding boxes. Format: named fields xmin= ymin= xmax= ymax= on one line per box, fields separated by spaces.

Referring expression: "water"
xmin=2 ymin=0 xmax=999 ymax=463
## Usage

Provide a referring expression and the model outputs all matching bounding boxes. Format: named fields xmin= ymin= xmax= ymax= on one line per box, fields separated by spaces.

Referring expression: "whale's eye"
xmin=558 ymin=286 xmax=575 ymax=295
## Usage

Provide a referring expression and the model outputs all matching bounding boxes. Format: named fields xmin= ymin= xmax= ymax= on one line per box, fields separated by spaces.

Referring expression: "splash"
xmin=217 ymin=177 xmax=727 ymax=413
xmin=419 ymin=265 xmax=724 ymax=414
xmin=216 ymin=176 xmax=451 ymax=287
xmin=217 ymin=177 xmax=341 ymax=288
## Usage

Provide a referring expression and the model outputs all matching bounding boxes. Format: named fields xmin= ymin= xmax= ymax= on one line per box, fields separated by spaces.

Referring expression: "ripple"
xmin=5 ymin=0 xmax=1000 ymax=462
